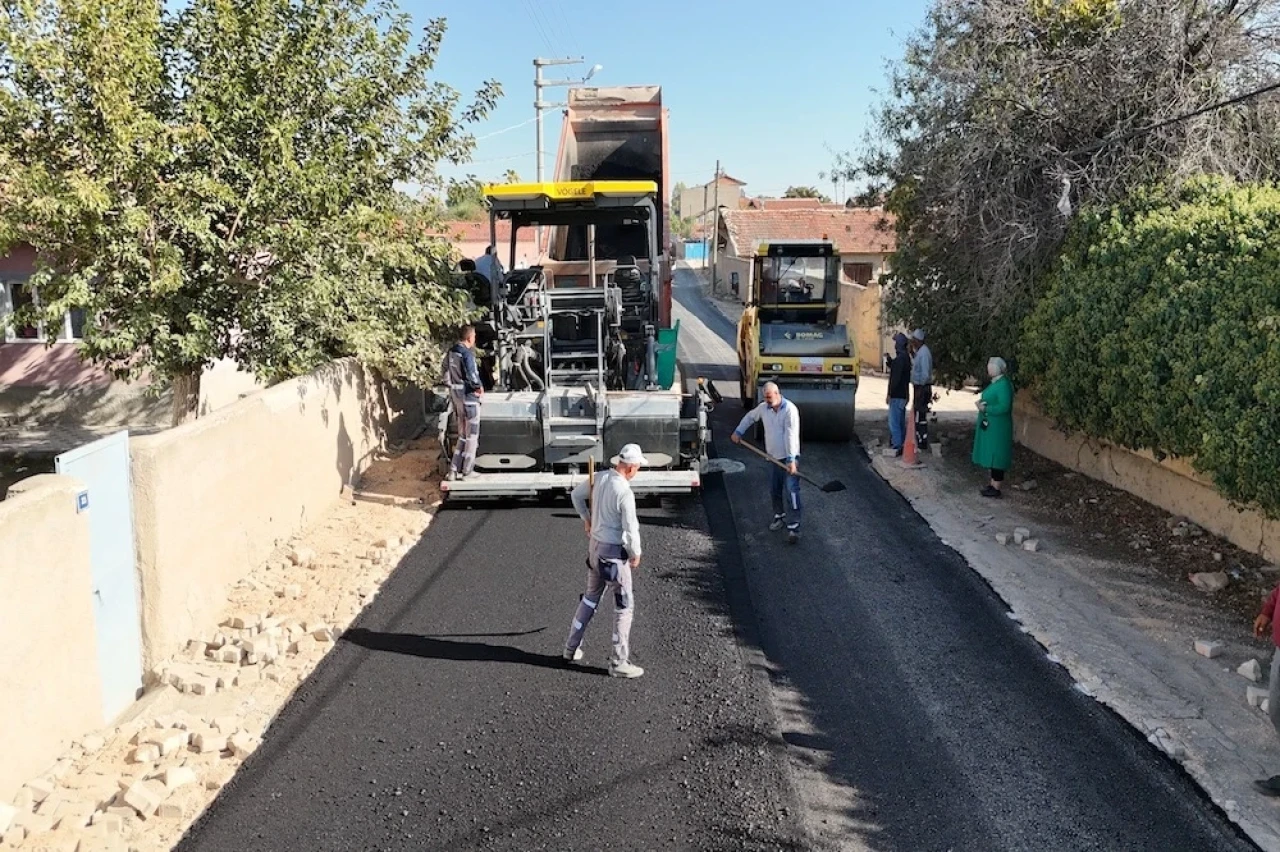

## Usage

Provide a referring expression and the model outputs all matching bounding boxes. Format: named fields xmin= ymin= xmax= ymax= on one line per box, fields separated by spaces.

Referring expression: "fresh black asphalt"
xmin=174 ymin=269 xmax=1258 ymax=852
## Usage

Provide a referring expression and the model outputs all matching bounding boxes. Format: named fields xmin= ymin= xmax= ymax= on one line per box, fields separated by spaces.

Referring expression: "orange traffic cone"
xmin=902 ymin=409 xmax=923 ymax=468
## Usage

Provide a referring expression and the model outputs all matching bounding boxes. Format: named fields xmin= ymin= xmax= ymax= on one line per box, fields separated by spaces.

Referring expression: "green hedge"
xmin=1021 ymin=176 xmax=1280 ymax=516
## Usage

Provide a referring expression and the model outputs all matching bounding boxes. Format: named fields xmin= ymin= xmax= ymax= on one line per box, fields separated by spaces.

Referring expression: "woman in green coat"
xmin=972 ymin=356 xmax=1014 ymax=499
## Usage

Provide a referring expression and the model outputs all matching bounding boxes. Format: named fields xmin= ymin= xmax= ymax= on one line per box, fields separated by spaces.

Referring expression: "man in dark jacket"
xmin=441 ymin=325 xmax=484 ymax=480
xmin=886 ymin=332 xmax=911 ymax=456
xmin=1253 ymin=587 xmax=1280 ymax=796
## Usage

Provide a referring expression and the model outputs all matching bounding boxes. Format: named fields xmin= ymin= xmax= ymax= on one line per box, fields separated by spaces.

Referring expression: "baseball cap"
xmin=612 ymin=443 xmax=649 ymax=466
xmin=910 ymin=328 xmax=926 ymax=341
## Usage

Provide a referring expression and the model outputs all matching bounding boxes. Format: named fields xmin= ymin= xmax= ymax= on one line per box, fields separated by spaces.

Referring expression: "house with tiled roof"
xmin=431 ymin=219 xmax=541 ymax=268
xmin=716 ymin=207 xmax=898 ymax=369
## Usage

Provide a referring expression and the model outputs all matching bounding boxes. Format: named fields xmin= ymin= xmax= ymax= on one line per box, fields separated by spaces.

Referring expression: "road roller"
xmin=735 ymin=239 xmax=858 ymax=442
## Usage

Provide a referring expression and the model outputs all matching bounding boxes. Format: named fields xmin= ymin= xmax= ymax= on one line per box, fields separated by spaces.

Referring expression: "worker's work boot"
xmin=787 ymin=526 xmax=800 ymax=545
xmin=769 ymin=514 xmax=786 ymax=532
xmin=609 ymin=661 xmax=645 ymax=679
xmin=1255 ymin=776 xmax=1280 ymax=797
xmin=563 ymin=647 xmax=584 ymax=664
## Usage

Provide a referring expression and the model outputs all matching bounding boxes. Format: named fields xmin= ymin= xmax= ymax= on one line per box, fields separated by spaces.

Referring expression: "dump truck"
xmin=552 ymin=85 xmax=672 ymax=327
xmin=736 ymin=239 xmax=858 ymax=441
xmin=435 ymin=86 xmax=713 ymax=499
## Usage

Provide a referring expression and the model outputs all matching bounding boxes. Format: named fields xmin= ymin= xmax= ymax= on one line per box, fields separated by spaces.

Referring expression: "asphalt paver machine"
xmin=437 ymin=180 xmax=712 ymax=499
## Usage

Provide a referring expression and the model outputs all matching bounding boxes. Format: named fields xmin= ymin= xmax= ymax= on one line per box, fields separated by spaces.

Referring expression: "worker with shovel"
xmin=733 ymin=382 xmax=803 ymax=544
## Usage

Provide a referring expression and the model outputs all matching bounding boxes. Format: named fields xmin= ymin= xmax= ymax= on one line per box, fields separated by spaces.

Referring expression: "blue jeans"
xmin=888 ymin=398 xmax=907 ymax=449
xmin=770 ymin=463 xmax=802 ymax=530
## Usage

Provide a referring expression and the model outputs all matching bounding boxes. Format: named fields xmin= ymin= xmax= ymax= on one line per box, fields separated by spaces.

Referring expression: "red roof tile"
xmin=430 ymin=219 xmax=538 ymax=247
xmin=743 ymin=197 xmax=834 ymax=211
xmin=720 ymin=208 xmax=896 ymax=256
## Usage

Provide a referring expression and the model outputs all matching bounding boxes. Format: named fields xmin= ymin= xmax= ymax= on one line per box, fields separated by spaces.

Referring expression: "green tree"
xmin=672 ymin=180 xmax=688 ymax=217
xmin=783 ymin=186 xmax=830 ymax=201
xmin=444 ymin=175 xmax=486 ymax=220
xmin=838 ymin=0 xmax=1280 ymax=383
xmin=0 ymin=0 xmax=499 ymax=423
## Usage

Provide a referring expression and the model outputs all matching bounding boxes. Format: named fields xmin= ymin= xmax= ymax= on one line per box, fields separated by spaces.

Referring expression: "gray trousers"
xmin=1269 ymin=651 xmax=1280 ymax=735
xmin=565 ymin=540 xmax=634 ymax=666
xmin=449 ymin=390 xmax=480 ymax=476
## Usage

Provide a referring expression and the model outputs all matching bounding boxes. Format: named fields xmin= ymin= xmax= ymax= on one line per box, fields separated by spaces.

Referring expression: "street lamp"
xmin=533 ymin=57 xmax=601 ymax=254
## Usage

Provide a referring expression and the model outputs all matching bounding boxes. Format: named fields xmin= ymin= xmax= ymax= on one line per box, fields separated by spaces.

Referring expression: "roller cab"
xmin=736 ymin=239 xmax=858 ymax=442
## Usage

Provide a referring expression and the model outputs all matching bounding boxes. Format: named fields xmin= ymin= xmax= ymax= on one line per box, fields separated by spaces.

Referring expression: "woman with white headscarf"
xmin=972 ymin=356 xmax=1014 ymax=498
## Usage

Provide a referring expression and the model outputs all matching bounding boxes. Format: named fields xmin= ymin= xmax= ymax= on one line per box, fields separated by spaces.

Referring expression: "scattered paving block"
xmin=312 ymin=627 xmax=335 ymax=643
xmin=212 ymin=717 xmax=239 ymax=735
xmin=50 ymin=801 xmax=95 ymax=831
xmin=265 ymin=669 xmax=282 ymax=683
xmin=288 ymin=546 xmax=316 ymax=568
xmin=190 ymin=678 xmax=216 ymax=696
xmin=162 ymin=767 xmax=197 ymax=793
xmin=1194 ymin=640 xmax=1224 ymax=659
xmin=995 ymin=533 xmax=1010 ymax=546
xmin=290 ymin=635 xmax=317 ymax=655
xmin=217 ymin=646 xmax=242 ymax=664
xmin=190 ymin=729 xmax=227 ymax=755
xmin=130 ymin=744 xmax=161 ymax=764
xmin=1022 ymin=539 xmax=1040 ymax=553
xmin=121 ymin=780 xmax=166 ymax=819
xmin=3 ymin=827 xmax=25 ymax=847
xmin=157 ymin=802 xmax=183 ymax=819
xmin=15 ymin=811 xmax=54 ymax=835
xmin=1248 ymin=686 xmax=1269 ymax=708
xmin=283 ymin=584 xmax=302 ymax=600
xmin=1239 ymin=659 xmax=1264 ymax=682
xmin=26 ymin=779 xmax=55 ymax=804
xmin=1013 ymin=527 xmax=1031 ymax=545
xmin=235 ymin=667 xmax=261 ymax=686
xmin=144 ymin=730 xmax=186 ymax=756
xmin=90 ymin=811 xmax=124 ymax=834
xmin=0 ymin=803 xmax=15 ymax=834
xmin=229 ymin=733 xmax=258 ymax=759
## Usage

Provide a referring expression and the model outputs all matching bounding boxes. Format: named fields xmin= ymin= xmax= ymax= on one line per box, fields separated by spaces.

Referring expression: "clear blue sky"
xmin=416 ymin=0 xmax=932 ymax=200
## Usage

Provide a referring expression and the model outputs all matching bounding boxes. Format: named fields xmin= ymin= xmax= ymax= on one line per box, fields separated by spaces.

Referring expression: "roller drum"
xmin=752 ymin=380 xmax=856 ymax=443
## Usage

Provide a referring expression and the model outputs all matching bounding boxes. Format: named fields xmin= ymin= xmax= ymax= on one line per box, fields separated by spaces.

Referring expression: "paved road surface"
xmin=176 ymin=268 xmax=1257 ymax=852
xmin=174 ymin=483 xmax=806 ymax=851
xmin=672 ymin=267 xmax=1257 ymax=851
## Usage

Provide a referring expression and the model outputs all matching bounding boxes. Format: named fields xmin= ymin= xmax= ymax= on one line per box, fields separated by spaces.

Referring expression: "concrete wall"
xmin=0 ymin=475 xmax=100 ymax=801
xmin=718 ymin=255 xmax=752 ymax=303
xmin=129 ymin=359 xmax=415 ymax=670
xmin=1015 ymin=398 xmax=1280 ymax=564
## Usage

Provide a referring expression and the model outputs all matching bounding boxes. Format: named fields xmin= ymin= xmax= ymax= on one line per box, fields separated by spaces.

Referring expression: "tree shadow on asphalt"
xmin=341 ymin=627 xmax=608 ymax=676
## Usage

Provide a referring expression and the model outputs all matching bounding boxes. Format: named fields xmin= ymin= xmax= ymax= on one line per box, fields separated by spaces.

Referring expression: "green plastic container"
xmin=655 ymin=320 xmax=680 ymax=390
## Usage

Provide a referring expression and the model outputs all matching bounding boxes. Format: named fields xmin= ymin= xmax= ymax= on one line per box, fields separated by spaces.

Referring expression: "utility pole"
xmin=711 ymin=161 xmax=720 ymax=295
xmin=533 ymin=57 xmax=600 ymax=257
xmin=702 ymin=183 xmax=709 ymax=270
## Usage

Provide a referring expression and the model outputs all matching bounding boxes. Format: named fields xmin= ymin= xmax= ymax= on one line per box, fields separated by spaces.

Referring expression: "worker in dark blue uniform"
xmin=441 ymin=325 xmax=483 ymax=480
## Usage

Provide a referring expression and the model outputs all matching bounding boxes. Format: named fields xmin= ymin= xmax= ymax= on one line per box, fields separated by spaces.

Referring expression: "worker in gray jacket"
xmin=440 ymin=324 xmax=483 ymax=480
xmin=732 ymin=381 xmax=803 ymax=544
xmin=563 ymin=443 xmax=648 ymax=679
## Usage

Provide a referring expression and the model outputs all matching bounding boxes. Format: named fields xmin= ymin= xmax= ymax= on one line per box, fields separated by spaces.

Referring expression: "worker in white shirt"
xmin=732 ymin=381 xmax=803 ymax=544
xmin=562 ymin=443 xmax=648 ymax=679
xmin=474 ymin=245 xmax=504 ymax=289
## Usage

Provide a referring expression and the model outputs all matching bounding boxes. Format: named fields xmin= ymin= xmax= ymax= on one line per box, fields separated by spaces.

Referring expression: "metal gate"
xmin=56 ymin=430 xmax=143 ymax=720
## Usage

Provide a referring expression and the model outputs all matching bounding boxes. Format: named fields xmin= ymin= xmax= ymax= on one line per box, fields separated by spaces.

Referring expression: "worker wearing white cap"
xmin=909 ymin=328 xmax=933 ymax=451
xmin=563 ymin=443 xmax=648 ymax=678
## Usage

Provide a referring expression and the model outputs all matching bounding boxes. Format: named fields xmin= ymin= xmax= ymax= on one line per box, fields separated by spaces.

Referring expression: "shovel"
xmin=736 ymin=439 xmax=847 ymax=493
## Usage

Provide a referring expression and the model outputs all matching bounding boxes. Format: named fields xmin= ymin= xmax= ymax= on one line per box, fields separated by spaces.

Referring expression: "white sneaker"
xmin=563 ymin=647 xmax=584 ymax=663
xmin=609 ymin=661 xmax=644 ymax=679
xmin=769 ymin=515 xmax=786 ymax=531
